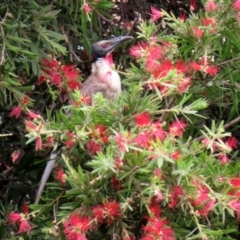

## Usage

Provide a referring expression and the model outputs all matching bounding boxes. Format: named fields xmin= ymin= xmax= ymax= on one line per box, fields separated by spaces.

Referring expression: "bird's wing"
xmin=81 ymin=75 xmax=109 ymax=98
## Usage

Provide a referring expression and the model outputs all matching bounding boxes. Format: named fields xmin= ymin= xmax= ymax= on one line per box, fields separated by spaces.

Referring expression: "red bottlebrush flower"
xmin=177 ymin=77 xmax=192 ymax=93
xmin=218 ymin=154 xmax=229 ymax=165
xmin=114 ymin=157 xmax=124 ymax=170
xmin=27 ymin=110 xmax=40 ymax=119
xmin=93 ymin=200 xmax=121 ymax=224
xmin=202 ymin=17 xmax=216 ymax=26
xmin=229 ymin=178 xmax=240 ymax=188
xmin=190 ymin=0 xmax=197 ymax=11
xmin=86 ymin=140 xmax=101 ymax=154
xmin=190 ymin=181 xmax=216 ymax=217
xmin=126 ymin=21 xmax=132 ymax=30
xmin=150 ymin=122 xmax=166 ymax=142
xmin=92 ymin=205 xmax=105 ymax=223
xmin=91 ymin=124 xmax=109 ymax=144
xmin=11 ymin=150 xmax=22 ymax=163
xmin=54 ymin=166 xmax=66 ymax=186
xmin=191 ymin=27 xmax=204 ymax=38
xmin=205 ymin=0 xmax=218 ymax=12
xmin=62 ymin=65 xmax=80 ymax=81
xmin=103 ymin=200 xmax=121 ymax=224
xmin=25 ymin=120 xmax=37 ymax=130
xmin=169 ymin=186 xmax=183 ymax=209
xmin=129 ymin=42 xmax=148 ymax=58
xmin=46 ymin=135 xmax=54 ymax=146
xmin=8 ymin=212 xmax=22 ymax=224
xmin=135 ymin=112 xmax=151 ymax=127
xmin=153 ymin=168 xmax=162 ymax=178
xmin=149 ymin=203 xmax=161 ymax=217
xmin=150 ymin=6 xmax=163 ymax=22
xmin=134 ymin=132 xmax=150 ymax=148
xmin=81 ymin=96 xmax=92 ymax=105
xmin=10 ymin=106 xmax=22 ymax=119
xmin=35 ymin=136 xmax=42 ymax=151
xmin=111 ymin=176 xmax=122 ymax=189
xmin=179 ymin=12 xmax=186 ymax=22
xmin=83 ymin=3 xmax=92 ymax=14
xmin=169 ymin=120 xmax=187 ymax=137
xmin=152 ymin=59 xmax=173 ymax=78
xmin=64 ymin=131 xmax=76 ymax=149
xmin=50 ymin=72 xmax=62 ymax=86
xmin=227 ymin=136 xmax=238 ymax=149
xmin=22 ymin=95 xmax=29 ymax=105
xmin=115 ymin=133 xmax=130 ymax=153
xmin=42 ymin=58 xmax=59 ymax=69
xmin=175 ymin=59 xmax=188 ymax=73
xmin=234 ymin=0 xmax=240 ymax=10
xmin=190 ymin=61 xmax=201 ymax=71
xmin=18 ymin=219 xmax=31 ymax=233
xmin=146 ymin=58 xmax=159 ymax=73
xmin=64 ymin=214 xmax=91 ymax=240
xmin=38 ymin=75 xmax=46 ymax=85
xmin=171 ymin=151 xmax=181 ymax=161
xmin=205 ymin=65 xmax=219 ymax=76
xmin=229 ymin=199 xmax=240 ymax=212
xmin=142 ymin=217 xmax=175 ymax=240
xmin=22 ymin=204 xmax=29 ymax=214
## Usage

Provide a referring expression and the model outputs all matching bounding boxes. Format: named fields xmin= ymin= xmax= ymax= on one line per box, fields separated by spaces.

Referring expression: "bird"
xmin=81 ymin=35 xmax=133 ymax=101
xmin=34 ymin=35 xmax=133 ymax=204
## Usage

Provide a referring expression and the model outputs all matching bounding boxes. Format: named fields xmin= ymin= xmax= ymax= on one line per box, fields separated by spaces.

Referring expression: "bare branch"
xmin=0 ymin=5 xmax=9 ymax=65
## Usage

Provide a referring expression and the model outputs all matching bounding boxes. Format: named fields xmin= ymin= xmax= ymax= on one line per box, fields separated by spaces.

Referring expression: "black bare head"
xmin=91 ymin=35 xmax=133 ymax=61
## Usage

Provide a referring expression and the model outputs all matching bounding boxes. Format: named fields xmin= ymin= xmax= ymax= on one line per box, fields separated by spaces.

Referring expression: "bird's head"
xmin=91 ymin=35 xmax=133 ymax=62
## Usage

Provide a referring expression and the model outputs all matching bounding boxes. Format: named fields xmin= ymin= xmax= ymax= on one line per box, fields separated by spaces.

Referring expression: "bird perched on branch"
xmin=34 ymin=35 xmax=133 ymax=204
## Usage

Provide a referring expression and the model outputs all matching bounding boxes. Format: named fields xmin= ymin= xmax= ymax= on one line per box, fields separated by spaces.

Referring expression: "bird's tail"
xmin=34 ymin=151 xmax=59 ymax=204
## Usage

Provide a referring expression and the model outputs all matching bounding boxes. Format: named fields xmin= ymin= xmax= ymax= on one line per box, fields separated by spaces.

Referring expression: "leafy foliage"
xmin=1 ymin=0 xmax=240 ymax=239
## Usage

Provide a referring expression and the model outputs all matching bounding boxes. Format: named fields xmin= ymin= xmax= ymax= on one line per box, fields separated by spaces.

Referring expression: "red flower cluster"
xmin=82 ymin=3 xmax=92 ymax=14
xmin=169 ymin=120 xmax=187 ymax=137
xmin=64 ymin=131 xmax=76 ymax=149
xmin=135 ymin=112 xmax=151 ymax=127
xmin=54 ymin=166 xmax=66 ymax=186
xmin=38 ymin=57 xmax=81 ymax=93
xmin=92 ymin=200 xmax=121 ymax=224
xmin=169 ymin=185 xmax=183 ymax=209
xmin=141 ymin=217 xmax=175 ymax=240
xmin=8 ymin=208 xmax=31 ymax=234
xmin=90 ymin=124 xmax=109 ymax=144
xmin=234 ymin=0 xmax=240 ymax=10
xmin=190 ymin=180 xmax=216 ymax=217
xmin=63 ymin=214 xmax=91 ymax=240
xmin=150 ymin=6 xmax=163 ymax=22
xmin=205 ymin=0 xmax=218 ymax=12
xmin=9 ymin=95 xmax=31 ymax=119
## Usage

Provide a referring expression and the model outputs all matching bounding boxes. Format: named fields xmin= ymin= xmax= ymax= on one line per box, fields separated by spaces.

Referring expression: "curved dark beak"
xmin=92 ymin=35 xmax=133 ymax=60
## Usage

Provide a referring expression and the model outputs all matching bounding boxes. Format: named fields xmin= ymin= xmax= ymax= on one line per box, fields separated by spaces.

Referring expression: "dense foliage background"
xmin=1 ymin=0 xmax=240 ymax=239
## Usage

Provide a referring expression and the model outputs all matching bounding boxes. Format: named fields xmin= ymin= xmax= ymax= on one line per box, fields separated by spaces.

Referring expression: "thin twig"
xmin=0 ymin=4 xmax=9 ymax=65
xmin=160 ymin=96 xmax=175 ymax=122
xmin=223 ymin=115 xmax=240 ymax=129
xmin=95 ymin=9 xmax=113 ymax=23
xmin=217 ymin=56 xmax=240 ymax=66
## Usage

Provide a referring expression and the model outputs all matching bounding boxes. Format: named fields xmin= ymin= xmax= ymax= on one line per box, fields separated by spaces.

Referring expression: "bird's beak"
xmin=92 ymin=35 xmax=133 ymax=60
xmin=105 ymin=36 xmax=134 ymax=52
